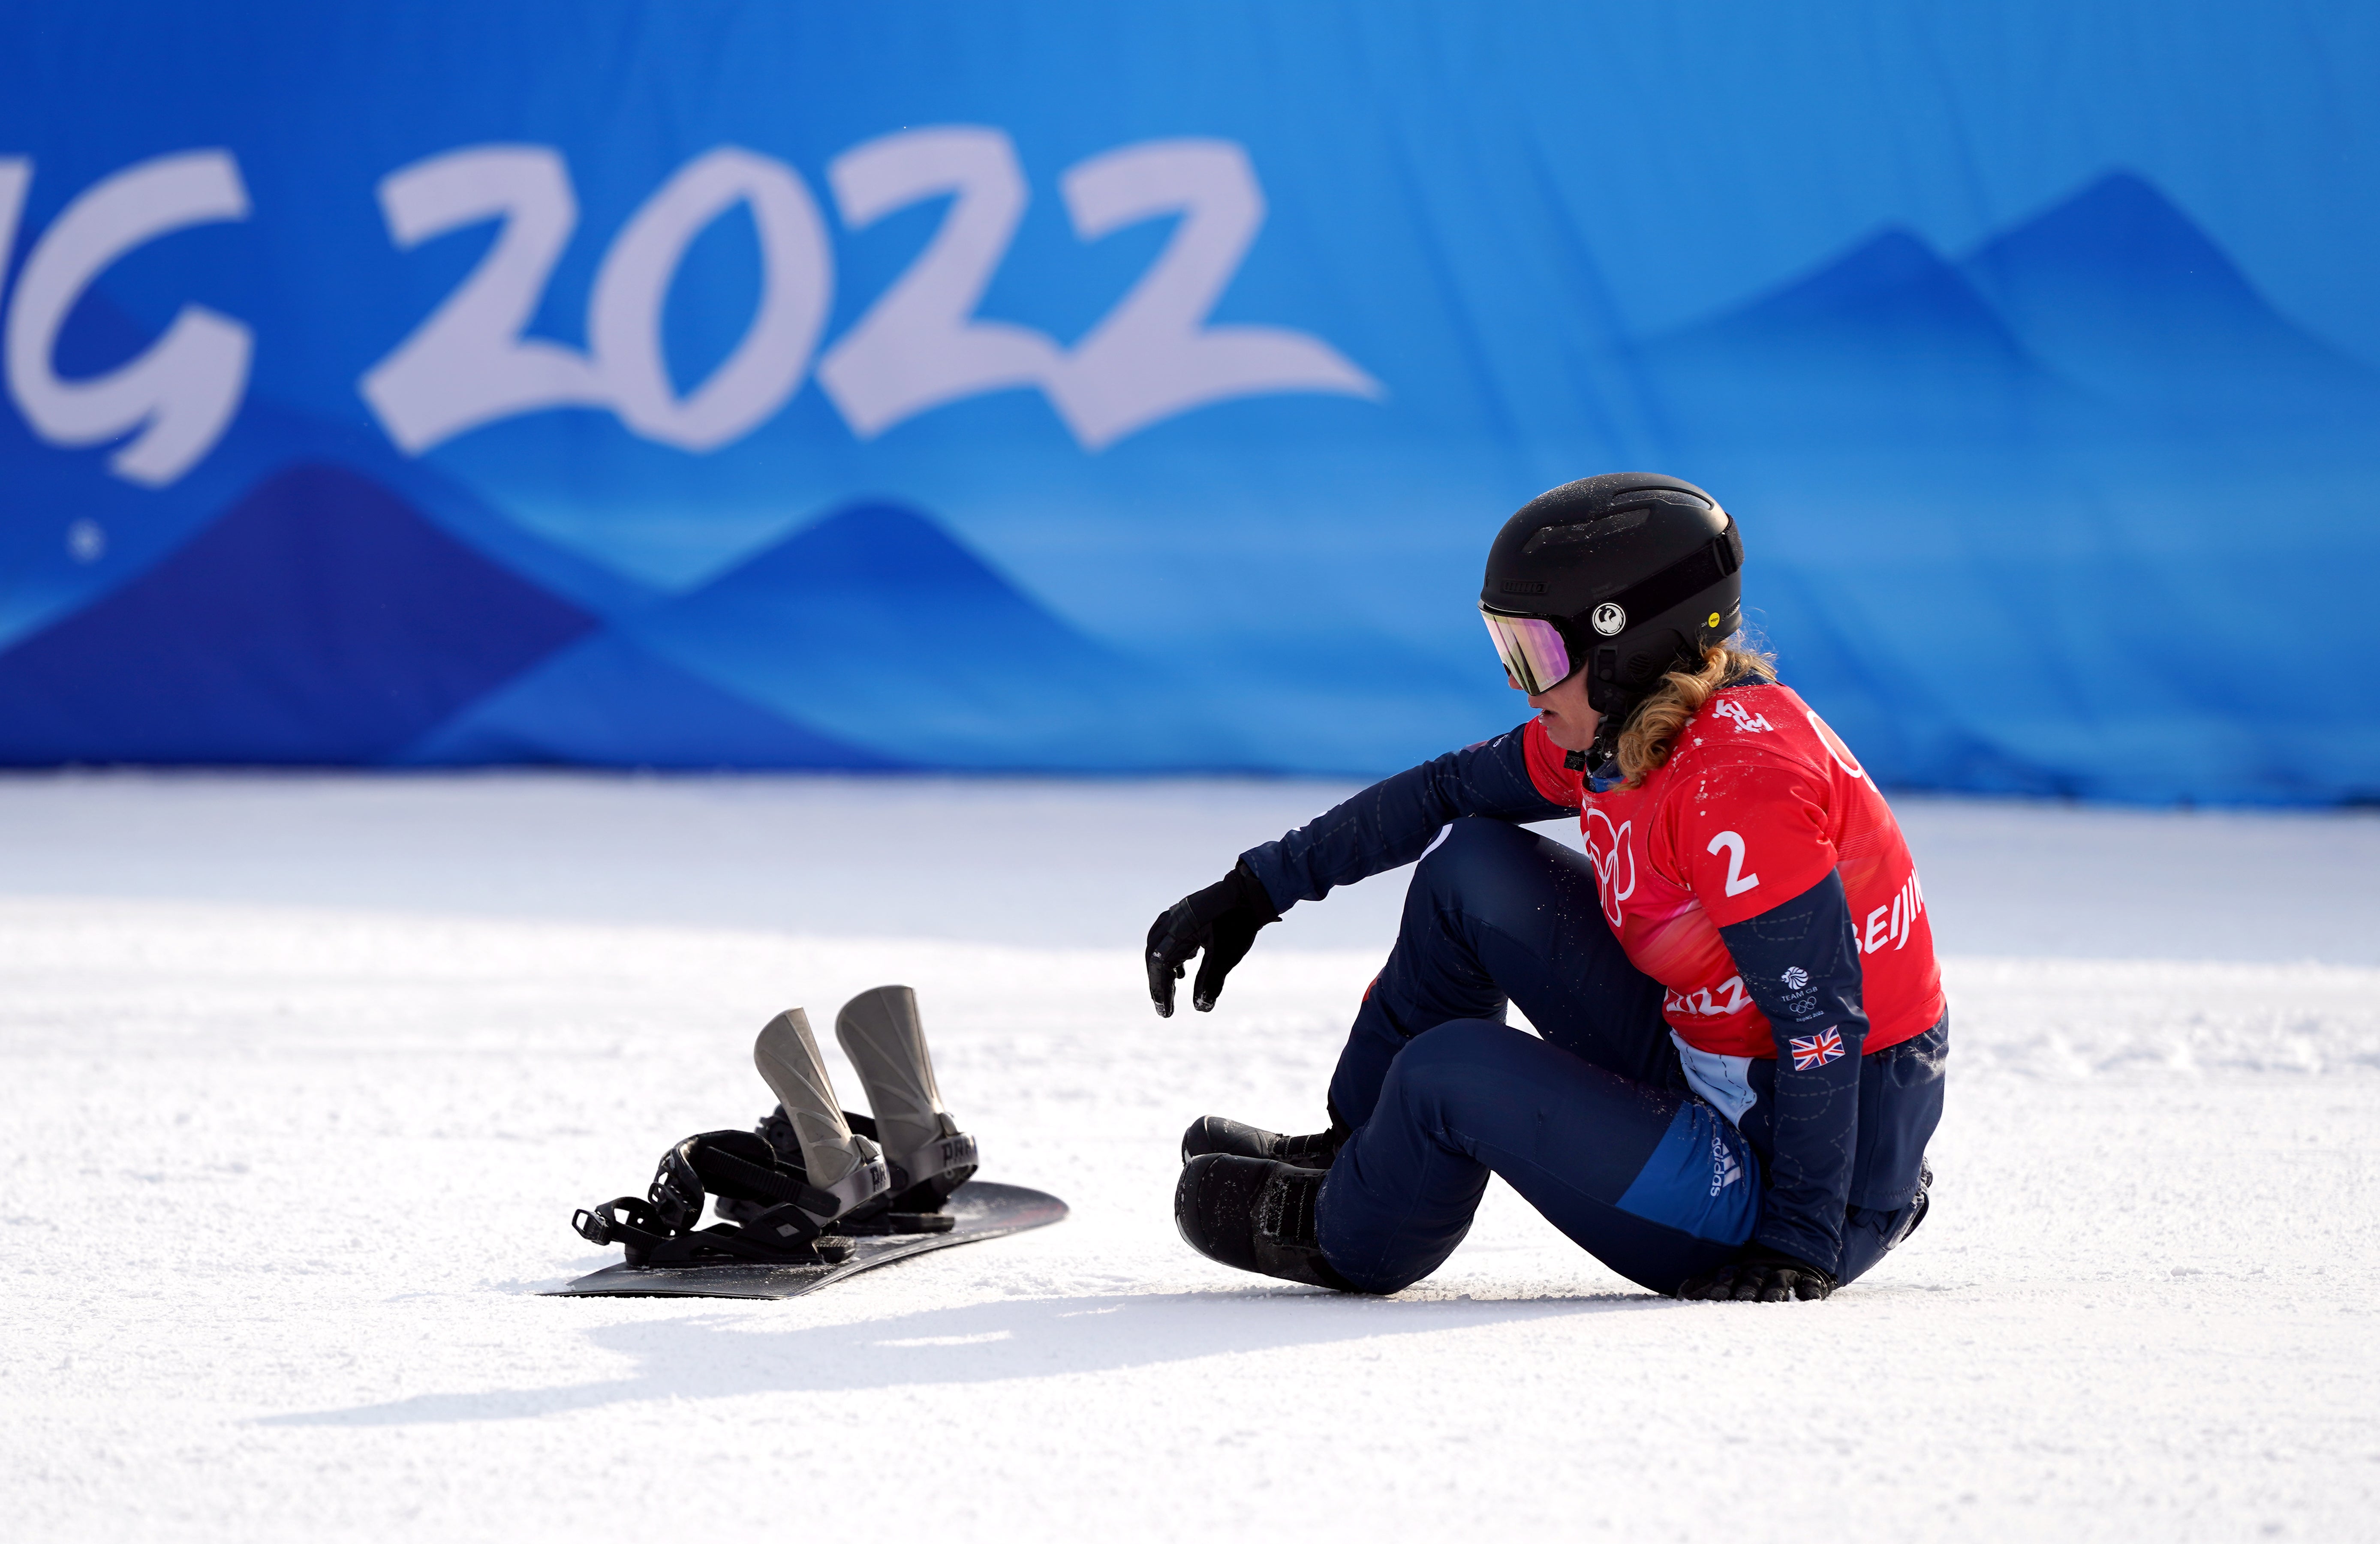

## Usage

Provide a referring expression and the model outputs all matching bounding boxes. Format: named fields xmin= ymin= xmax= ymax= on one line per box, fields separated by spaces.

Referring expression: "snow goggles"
xmin=1480 ymin=608 xmax=1576 ymax=694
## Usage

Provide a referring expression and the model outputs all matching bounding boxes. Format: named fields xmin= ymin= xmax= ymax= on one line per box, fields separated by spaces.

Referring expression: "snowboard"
xmin=548 ymin=1180 xmax=1067 ymax=1300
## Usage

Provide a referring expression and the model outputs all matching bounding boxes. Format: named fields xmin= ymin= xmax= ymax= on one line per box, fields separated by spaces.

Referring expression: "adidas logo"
xmin=1708 ymin=1132 xmax=1744 ymax=1196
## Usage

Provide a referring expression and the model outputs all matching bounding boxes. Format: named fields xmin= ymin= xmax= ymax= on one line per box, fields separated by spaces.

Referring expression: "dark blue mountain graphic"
xmin=1631 ymin=227 xmax=2099 ymax=451
xmin=1959 ymin=171 xmax=2380 ymax=420
xmin=0 ymin=276 xmax=658 ymax=688
xmin=1696 ymin=228 xmax=2032 ymax=366
xmin=0 ymin=463 xmax=598 ymax=764
xmin=0 ymin=287 xmax=276 ymax=652
xmin=1604 ymin=170 xmax=2380 ymax=805
xmin=622 ymin=501 xmax=1240 ymax=770
xmin=400 ymin=631 xmax=903 ymax=769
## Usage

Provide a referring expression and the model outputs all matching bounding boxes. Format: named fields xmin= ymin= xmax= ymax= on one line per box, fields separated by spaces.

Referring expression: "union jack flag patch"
xmin=1789 ymin=1029 xmax=1846 ymax=1070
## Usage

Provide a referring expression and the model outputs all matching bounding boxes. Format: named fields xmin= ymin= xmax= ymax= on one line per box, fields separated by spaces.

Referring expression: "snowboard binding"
xmin=574 ymin=1129 xmax=867 ymax=1267
xmin=575 ymin=988 xmax=983 ymax=1268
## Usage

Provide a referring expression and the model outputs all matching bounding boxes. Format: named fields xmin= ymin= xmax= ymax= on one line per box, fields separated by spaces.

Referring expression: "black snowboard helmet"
xmin=1479 ymin=472 xmax=1743 ymax=719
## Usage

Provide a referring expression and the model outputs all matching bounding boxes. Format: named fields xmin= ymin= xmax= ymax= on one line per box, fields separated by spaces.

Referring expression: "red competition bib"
xmin=1524 ymin=682 xmax=1944 ymax=1058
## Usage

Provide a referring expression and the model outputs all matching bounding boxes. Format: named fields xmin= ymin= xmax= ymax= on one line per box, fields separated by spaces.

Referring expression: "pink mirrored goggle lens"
xmin=1480 ymin=610 xmax=1572 ymax=694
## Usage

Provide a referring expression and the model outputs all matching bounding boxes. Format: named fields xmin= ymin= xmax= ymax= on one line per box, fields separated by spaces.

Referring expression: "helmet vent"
xmin=1620 ymin=487 xmax=1711 ymax=509
xmin=1522 ymin=507 xmax=1649 ymax=554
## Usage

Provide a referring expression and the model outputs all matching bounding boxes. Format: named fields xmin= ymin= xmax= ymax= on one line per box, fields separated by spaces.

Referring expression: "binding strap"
xmin=577 ymin=1127 xmax=866 ymax=1268
xmin=683 ymin=1133 xmax=845 ymax=1219
xmin=645 ymin=1130 xmax=848 ymax=1235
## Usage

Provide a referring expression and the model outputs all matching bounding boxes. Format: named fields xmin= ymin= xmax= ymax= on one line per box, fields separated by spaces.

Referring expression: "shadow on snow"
xmin=264 ymin=1286 xmax=1659 ymax=1426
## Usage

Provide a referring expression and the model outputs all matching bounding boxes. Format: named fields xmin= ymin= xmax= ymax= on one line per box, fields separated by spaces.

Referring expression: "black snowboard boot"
xmin=1175 ymin=1153 xmax=1368 ymax=1292
xmin=1180 ymin=1113 xmax=1349 ymax=1169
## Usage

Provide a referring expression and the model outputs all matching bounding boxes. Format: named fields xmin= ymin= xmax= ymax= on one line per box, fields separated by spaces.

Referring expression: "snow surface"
xmin=4 ymin=772 xmax=2377 ymax=1541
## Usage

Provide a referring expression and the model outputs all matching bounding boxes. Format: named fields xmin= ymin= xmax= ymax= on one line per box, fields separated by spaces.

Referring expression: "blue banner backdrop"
xmin=0 ymin=3 xmax=2374 ymax=800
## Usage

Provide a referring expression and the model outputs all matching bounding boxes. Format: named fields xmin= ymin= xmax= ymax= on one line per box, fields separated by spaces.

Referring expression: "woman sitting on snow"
xmin=1149 ymin=473 xmax=1946 ymax=1302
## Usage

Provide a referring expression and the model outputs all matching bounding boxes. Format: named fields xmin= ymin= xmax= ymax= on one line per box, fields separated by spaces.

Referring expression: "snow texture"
xmin=3 ymin=772 xmax=2376 ymax=1540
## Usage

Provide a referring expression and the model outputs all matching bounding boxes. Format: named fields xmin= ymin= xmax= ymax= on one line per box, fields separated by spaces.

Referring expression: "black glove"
xmin=1146 ymin=862 xmax=1280 ymax=1017
xmin=1677 ymin=1247 xmax=1837 ymax=1303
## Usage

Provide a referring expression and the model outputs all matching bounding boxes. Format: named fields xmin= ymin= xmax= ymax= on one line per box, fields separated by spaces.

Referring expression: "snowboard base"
xmin=548 ymin=1180 xmax=1067 ymax=1300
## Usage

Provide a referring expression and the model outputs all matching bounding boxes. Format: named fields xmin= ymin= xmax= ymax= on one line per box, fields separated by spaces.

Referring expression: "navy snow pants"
xmin=1315 ymin=817 xmax=1879 ymax=1296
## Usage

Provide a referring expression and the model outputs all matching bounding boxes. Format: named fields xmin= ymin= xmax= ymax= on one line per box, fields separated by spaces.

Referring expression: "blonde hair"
xmin=1613 ymin=643 xmax=1777 ymax=788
